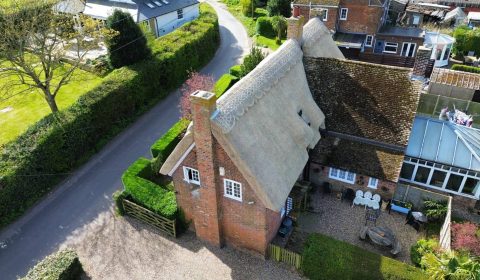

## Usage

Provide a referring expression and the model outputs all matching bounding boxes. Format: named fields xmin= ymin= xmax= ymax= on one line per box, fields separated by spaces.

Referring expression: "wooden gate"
xmin=122 ymin=199 xmax=176 ymax=237
xmin=268 ymin=243 xmax=303 ymax=270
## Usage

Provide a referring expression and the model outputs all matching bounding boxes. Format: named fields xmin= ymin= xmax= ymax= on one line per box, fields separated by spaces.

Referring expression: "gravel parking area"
xmin=296 ymin=191 xmax=422 ymax=263
xmin=60 ymin=210 xmax=304 ymax=280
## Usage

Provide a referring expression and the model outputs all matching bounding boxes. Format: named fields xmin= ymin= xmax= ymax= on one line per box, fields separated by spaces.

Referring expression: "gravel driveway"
xmin=61 ymin=210 xmax=304 ymax=280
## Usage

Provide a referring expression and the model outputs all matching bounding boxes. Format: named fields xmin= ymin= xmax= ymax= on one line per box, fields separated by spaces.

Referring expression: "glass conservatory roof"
xmin=406 ymin=116 xmax=480 ymax=171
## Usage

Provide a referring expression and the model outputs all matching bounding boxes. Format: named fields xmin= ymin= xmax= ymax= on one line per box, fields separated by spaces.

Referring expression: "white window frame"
xmin=383 ymin=42 xmax=398 ymax=54
xmin=183 ymin=166 xmax=200 ymax=185
xmin=329 ymin=168 xmax=356 ymax=184
xmin=368 ymin=177 xmax=378 ymax=189
xmin=322 ymin=10 xmax=328 ymax=21
xmin=224 ymin=179 xmax=242 ymax=202
xmin=365 ymin=35 xmax=374 ymax=47
xmin=340 ymin=8 xmax=348 ymax=20
xmin=401 ymin=42 xmax=416 ymax=57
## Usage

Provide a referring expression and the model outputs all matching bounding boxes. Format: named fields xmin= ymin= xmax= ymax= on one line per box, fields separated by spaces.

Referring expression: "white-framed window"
xmin=401 ymin=42 xmax=416 ymax=57
xmin=365 ymin=35 xmax=374 ymax=47
xmin=329 ymin=168 xmax=356 ymax=184
xmin=224 ymin=179 xmax=242 ymax=201
xmin=340 ymin=8 xmax=348 ymax=20
xmin=368 ymin=177 xmax=378 ymax=189
xmin=177 ymin=9 xmax=183 ymax=19
xmin=183 ymin=166 xmax=200 ymax=185
xmin=322 ymin=10 xmax=328 ymax=21
xmin=383 ymin=42 xmax=398 ymax=54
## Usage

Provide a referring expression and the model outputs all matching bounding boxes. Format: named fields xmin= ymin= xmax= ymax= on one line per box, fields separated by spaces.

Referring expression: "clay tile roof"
xmin=304 ymin=58 xmax=422 ymax=148
xmin=430 ymin=68 xmax=480 ymax=90
xmin=293 ymin=0 xmax=340 ymax=6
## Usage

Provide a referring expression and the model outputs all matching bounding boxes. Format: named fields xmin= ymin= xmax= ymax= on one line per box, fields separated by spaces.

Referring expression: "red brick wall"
xmin=309 ymin=163 xmax=397 ymax=200
xmin=295 ymin=5 xmax=338 ymax=31
xmin=337 ymin=0 xmax=384 ymax=34
xmin=171 ymin=138 xmax=282 ymax=255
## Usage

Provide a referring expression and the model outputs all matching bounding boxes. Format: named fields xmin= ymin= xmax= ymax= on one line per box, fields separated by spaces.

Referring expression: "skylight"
xmin=162 ymin=0 xmax=169 ymax=4
xmin=146 ymin=2 xmax=155 ymax=8
xmin=153 ymin=0 xmax=162 ymax=6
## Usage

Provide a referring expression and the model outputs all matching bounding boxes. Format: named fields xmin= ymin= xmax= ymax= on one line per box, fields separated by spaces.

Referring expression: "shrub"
xmin=229 ymin=64 xmax=242 ymax=77
xmin=122 ymin=158 xmax=178 ymax=219
xmin=255 ymin=17 xmax=275 ymax=37
xmin=266 ymin=0 xmax=291 ymax=17
xmin=179 ymin=72 xmax=215 ymax=120
xmin=421 ymin=251 xmax=480 ymax=279
xmin=113 ymin=190 xmax=127 ymax=216
xmin=240 ymin=46 xmax=265 ymax=77
xmin=21 ymin=249 xmax=83 ymax=280
xmin=302 ymin=233 xmax=427 ymax=280
xmin=271 ymin=15 xmax=287 ymax=42
xmin=0 ymin=4 xmax=219 ymax=229
xmin=452 ymin=222 xmax=480 ymax=257
xmin=410 ymin=238 xmax=439 ymax=267
xmin=453 ymin=26 xmax=480 ymax=57
xmin=106 ymin=10 xmax=151 ymax=68
xmin=424 ymin=199 xmax=448 ymax=221
xmin=240 ymin=0 xmax=254 ymax=16
xmin=213 ymin=74 xmax=239 ymax=97
xmin=452 ymin=64 xmax=480 ymax=74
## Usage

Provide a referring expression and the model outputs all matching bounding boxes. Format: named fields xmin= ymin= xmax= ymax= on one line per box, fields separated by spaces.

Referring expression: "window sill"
xmin=224 ymin=195 xmax=242 ymax=202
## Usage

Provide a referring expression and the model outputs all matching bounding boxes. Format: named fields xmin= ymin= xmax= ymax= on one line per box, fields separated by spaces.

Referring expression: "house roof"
xmin=424 ymin=32 xmax=455 ymax=45
xmin=304 ymin=58 xmax=422 ymax=148
xmin=134 ymin=0 xmax=199 ymax=21
xmin=333 ymin=32 xmax=366 ymax=48
xmin=54 ymin=0 xmax=86 ymax=14
xmin=430 ymin=68 xmax=480 ymax=90
xmin=303 ymin=17 xmax=345 ymax=58
xmin=311 ymin=136 xmax=405 ymax=181
xmin=468 ymin=12 xmax=480 ymax=21
xmin=84 ymin=0 xmax=138 ymax=21
xmin=292 ymin=0 xmax=340 ymax=6
xmin=406 ymin=116 xmax=480 ymax=171
xmin=378 ymin=26 xmax=425 ymax=38
xmin=443 ymin=7 xmax=466 ymax=22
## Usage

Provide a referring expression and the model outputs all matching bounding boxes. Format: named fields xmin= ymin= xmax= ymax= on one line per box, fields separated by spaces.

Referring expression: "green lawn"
xmin=302 ymin=233 xmax=427 ymax=280
xmin=255 ymin=35 xmax=286 ymax=51
xmin=0 ymin=67 xmax=102 ymax=146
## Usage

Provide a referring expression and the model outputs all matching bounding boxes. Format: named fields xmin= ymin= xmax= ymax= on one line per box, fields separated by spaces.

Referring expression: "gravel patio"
xmin=292 ymin=190 xmax=422 ymax=263
xmin=60 ymin=210 xmax=304 ymax=280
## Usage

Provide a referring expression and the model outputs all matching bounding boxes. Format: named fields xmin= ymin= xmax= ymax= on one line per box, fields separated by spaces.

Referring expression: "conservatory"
xmin=424 ymin=32 xmax=455 ymax=67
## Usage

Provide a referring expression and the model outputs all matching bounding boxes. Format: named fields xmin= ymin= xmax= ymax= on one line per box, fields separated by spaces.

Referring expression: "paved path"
xmin=0 ymin=2 xmax=249 ymax=279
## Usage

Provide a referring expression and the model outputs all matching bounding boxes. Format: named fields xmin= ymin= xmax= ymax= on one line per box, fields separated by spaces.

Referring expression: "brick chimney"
xmin=412 ymin=46 xmax=433 ymax=79
xmin=287 ymin=16 xmax=305 ymax=42
xmin=190 ymin=90 xmax=222 ymax=247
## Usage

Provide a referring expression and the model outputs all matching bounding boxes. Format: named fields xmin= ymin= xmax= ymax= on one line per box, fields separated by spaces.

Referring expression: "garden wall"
xmin=0 ymin=4 xmax=220 ymax=229
xmin=394 ymin=184 xmax=451 ymax=209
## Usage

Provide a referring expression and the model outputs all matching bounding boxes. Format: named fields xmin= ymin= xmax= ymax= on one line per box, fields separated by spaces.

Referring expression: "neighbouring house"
xmin=442 ymin=7 xmax=467 ymax=27
xmin=399 ymin=3 xmax=450 ymax=27
xmin=428 ymin=67 xmax=480 ymax=100
xmin=468 ymin=11 xmax=480 ymax=26
xmin=63 ymin=0 xmax=200 ymax=37
xmin=159 ymin=17 xmax=422 ymax=255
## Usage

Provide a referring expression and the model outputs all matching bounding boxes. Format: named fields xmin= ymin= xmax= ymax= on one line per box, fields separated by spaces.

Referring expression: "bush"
xmin=21 ymin=249 xmax=83 ymax=280
xmin=213 ymin=74 xmax=239 ymax=97
xmin=113 ymin=190 xmax=127 ymax=216
xmin=240 ymin=46 xmax=265 ymax=77
xmin=240 ymin=0 xmax=254 ymax=16
xmin=453 ymin=26 xmax=480 ymax=57
xmin=122 ymin=158 xmax=178 ymax=219
xmin=302 ymin=233 xmax=427 ymax=280
xmin=229 ymin=64 xmax=242 ymax=77
xmin=424 ymin=199 xmax=448 ymax=221
xmin=255 ymin=17 xmax=275 ymax=37
xmin=266 ymin=0 xmax=291 ymax=17
xmin=452 ymin=64 xmax=480 ymax=74
xmin=410 ymin=238 xmax=439 ymax=267
xmin=106 ymin=10 xmax=151 ymax=68
xmin=452 ymin=222 xmax=480 ymax=257
xmin=0 ymin=4 xmax=219 ymax=229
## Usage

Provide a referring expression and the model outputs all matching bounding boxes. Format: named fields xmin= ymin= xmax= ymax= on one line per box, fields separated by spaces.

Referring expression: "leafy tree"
xmin=271 ymin=15 xmax=287 ymax=44
xmin=453 ymin=26 xmax=480 ymax=57
xmin=239 ymin=46 xmax=265 ymax=77
xmin=241 ymin=0 xmax=255 ymax=17
xmin=106 ymin=10 xmax=151 ymax=69
xmin=267 ymin=0 xmax=291 ymax=17
xmin=179 ymin=71 xmax=215 ymax=120
xmin=0 ymin=0 xmax=114 ymax=113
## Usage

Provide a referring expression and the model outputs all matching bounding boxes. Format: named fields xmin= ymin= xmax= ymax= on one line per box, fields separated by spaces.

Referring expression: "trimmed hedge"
xmin=255 ymin=16 xmax=275 ymax=38
xmin=452 ymin=64 xmax=480 ymax=74
xmin=150 ymin=119 xmax=189 ymax=158
xmin=229 ymin=64 xmax=242 ymax=77
xmin=0 ymin=4 xmax=219 ymax=229
xmin=302 ymin=233 xmax=427 ymax=280
xmin=113 ymin=189 xmax=127 ymax=216
xmin=121 ymin=158 xmax=177 ymax=219
xmin=21 ymin=249 xmax=83 ymax=280
xmin=213 ymin=73 xmax=239 ymax=97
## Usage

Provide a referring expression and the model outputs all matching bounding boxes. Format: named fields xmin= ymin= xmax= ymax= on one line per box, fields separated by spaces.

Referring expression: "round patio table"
xmin=367 ymin=226 xmax=395 ymax=247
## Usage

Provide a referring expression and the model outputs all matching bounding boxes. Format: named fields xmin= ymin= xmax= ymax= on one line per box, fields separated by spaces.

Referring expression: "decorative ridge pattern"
xmin=302 ymin=17 xmax=330 ymax=47
xmin=212 ymin=40 xmax=303 ymax=133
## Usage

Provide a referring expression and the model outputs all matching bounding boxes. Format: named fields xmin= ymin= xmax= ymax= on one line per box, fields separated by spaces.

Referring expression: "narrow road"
xmin=0 ymin=2 xmax=249 ymax=279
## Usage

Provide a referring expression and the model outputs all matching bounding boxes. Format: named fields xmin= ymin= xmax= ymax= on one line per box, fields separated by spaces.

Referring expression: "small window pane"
xmin=462 ymin=177 xmax=480 ymax=196
xmin=330 ymin=168 xmax=338 ymax=177
xmin=347 ymin=172 xmax=354 ymax=181
xmin=414 ymin=166 xmax=431 ymax=184
xmin=400 ymin=164 xmax=415 ymax=180
xmin=339 ymin=170 xmax=346 ymax=179
xmin=430 ymin=170 xmax=447 ymax=188
xmin=446 ymin=174 xmax=463 ymax=192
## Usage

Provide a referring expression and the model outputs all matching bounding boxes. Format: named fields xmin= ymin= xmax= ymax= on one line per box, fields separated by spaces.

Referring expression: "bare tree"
xmin=0 ymin=0 xmax=115 ymax=113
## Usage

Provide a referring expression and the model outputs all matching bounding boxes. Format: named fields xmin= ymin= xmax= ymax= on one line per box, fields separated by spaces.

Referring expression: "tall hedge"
xmin=21 ymin=249 xmax=83 ymax=280
xmin=0 ymin=4 xmax=219 ymax=229
xmin=255 ymin=17 xmax=275 ymax=37
xmin=451 ymin=64 xmax=480 ymax=74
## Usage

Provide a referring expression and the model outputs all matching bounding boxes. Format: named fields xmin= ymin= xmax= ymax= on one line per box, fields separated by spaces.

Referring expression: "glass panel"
xmin=400 ymin=164 xmax=415 ymax=180
xmin=430 ymin=170 xmax=447 ymax=188
xmin=408 ymin=44 xmax=415 ymax=57
xmin=339 ymin=170 xmax=346 ymax=179
xmin=401 ymin=43 xmax=408 ymax=56
xmin=406 ymin=118 xmax=427 ymax=158
xmin=421 ymin=121 xmax=443 ymax=161
xmin=414 ymin=166 xmax=431 ymax=184
xmin=462 ymin=177 xmax=480 ymax=196
xmin=446 ymin=174 xmax=463 ymax=192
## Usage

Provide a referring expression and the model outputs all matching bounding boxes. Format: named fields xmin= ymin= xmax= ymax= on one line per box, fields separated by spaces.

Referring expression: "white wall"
xmin=154 ymin=4 xmax=200 ymax=37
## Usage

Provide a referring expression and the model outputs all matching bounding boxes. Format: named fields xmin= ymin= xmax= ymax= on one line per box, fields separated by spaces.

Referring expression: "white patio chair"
xmin=364 ymin=191 xmax=372 ymax=200
xmin=373 ymin=194 xmax=381 ymax=202
xmin=367 ymin=199 xmax=380 ymax=210
xmin=352 ymin=190 xmax=364 ymax=207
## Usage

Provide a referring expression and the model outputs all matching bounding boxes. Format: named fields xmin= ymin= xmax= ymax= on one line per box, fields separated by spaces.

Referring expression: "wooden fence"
xmin=359 ymin=53 xmax=415 ymax=68
xmin=122 ymin=199 xmax=176 ymax=237
xmin=267 ymin=243 xmax=303 ymax=270
xmin=439 ymin=196 xmax=452 ymax=251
